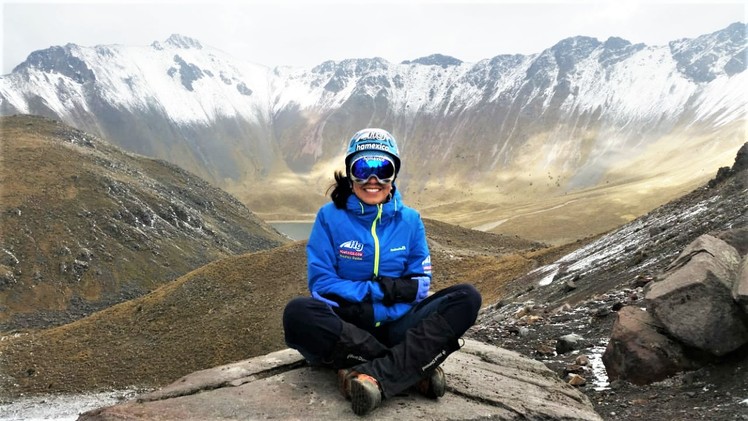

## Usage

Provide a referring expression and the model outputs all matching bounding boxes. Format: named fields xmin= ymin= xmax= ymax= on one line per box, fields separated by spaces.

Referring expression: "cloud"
xmin=2 ymin=1 xmax=745 ymax=74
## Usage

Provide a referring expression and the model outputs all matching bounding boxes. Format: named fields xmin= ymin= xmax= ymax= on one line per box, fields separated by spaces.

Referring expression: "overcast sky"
xmin=1 ymin=0 xmax=746 ymax=74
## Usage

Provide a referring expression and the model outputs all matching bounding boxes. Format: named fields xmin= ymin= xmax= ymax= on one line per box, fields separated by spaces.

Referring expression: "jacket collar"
xmin=346 ymin=187 xmax=401 ymax=219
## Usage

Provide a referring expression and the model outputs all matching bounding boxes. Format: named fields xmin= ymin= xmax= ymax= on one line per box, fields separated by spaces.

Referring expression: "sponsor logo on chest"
xmin=339 ymin=240 xmax=364 ymax=260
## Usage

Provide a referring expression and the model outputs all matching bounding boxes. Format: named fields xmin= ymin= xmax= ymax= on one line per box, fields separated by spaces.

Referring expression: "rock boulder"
xmin=602 ymin=306 xmax=699 ymax=385
xmin=645 ymin=234 xmax=747 ymax=356
xmin=79 ymin=339 xmax=602 ymax=420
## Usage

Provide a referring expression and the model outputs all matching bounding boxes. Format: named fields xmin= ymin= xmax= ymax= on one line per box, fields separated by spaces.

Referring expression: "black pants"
xmin=283 ymin=284 xmax=481 ymax=398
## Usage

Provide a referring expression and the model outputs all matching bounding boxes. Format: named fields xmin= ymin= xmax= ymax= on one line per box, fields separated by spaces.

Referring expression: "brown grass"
xmin=1 ymin=115 xmax=288 ymax=330
xmin=0 ymin=218 xmax=590 ymax=398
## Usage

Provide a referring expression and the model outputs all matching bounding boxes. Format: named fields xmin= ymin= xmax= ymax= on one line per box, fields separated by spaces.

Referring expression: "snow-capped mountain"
xmin=1 ymin=26 xmax=746 ymax=220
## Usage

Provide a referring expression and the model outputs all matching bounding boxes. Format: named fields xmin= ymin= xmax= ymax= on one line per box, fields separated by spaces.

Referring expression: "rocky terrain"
xmin=77 ymin=340 xmax=604 ymax=420
xmin=0 ymin=116 xmax=745 ymax=420
xmin=0 ymin=115 xmax=288 ymax=331
xmin=467 ymin=143 xmax=748 ymax=420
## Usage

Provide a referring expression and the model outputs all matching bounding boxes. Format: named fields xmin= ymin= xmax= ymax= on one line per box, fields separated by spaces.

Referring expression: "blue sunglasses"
xmin=349 ymin=155 xmax=396 ymax=184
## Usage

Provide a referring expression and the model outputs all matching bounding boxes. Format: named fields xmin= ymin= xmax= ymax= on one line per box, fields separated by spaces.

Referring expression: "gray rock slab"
xmin=79 ymin=339 xmax=601 ymax=420
xmin=645 ymin=234 xmax=746 ymax=356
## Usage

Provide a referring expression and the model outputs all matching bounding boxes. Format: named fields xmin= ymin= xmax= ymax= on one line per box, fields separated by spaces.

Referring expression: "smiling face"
xmin=352 ymin=176 xmax=394 ymax=205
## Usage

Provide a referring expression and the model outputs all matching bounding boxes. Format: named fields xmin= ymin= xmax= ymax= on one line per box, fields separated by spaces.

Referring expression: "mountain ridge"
xmin=1 ymin=23 xmax=745 ymax=244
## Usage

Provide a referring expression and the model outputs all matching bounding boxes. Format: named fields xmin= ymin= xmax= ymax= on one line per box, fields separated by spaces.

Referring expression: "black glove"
xmin=376 ymin=276 xmax=420 ymax=306
xmin=332 ymin=299 xmax=374 ymax=328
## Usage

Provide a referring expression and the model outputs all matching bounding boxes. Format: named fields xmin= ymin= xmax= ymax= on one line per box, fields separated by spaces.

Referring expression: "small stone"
xmin=566 ymin=374 xmax=587 ymax=386
xmin=594 ymin=307 xmax=611 ymax=317
xmin=564 ymin=279 xmax=577 ymax=292
xmin=632 ymin=275 xmax=653 ymax=288
xmin=535 ymin=344 xmax=555 ymax=356
xmin=564 ymin=364 xmax=585 ymax=376
xmin=609 ymin=380 xmax=625 ymax=390
xmin=525 ymin=315 xmax=543 ymax=325
xmin=556 ymin=333 xmax=585 ymax=354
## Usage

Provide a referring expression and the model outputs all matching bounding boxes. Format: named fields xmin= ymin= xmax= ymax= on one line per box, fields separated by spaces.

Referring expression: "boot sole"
xmin=350 ymin=378 xmax=381 ymax=416
xmin=417 ymin=366 xmax=446 ymax=399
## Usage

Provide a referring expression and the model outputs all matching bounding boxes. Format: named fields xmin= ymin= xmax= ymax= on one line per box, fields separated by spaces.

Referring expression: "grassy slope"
xmin=0 ymin=115 xmax=288 ymax=330
xmin=0 ymin=219 xmax=583 ymax=397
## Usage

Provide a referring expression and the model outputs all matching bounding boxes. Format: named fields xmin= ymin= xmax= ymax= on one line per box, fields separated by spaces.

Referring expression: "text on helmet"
xmin=356 ymin=143 xmax=391 ymax=152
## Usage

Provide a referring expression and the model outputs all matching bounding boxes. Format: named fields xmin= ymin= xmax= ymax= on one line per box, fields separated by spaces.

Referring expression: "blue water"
xmin=270 ymin=221 xmax=313 ymax=241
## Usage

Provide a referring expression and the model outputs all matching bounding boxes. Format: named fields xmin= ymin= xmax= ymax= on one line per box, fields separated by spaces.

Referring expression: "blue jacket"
xmin=306 ymin=189 xmax=432 ymax=326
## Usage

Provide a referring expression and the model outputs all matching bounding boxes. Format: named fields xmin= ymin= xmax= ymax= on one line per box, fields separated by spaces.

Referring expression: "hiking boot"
xmin=337 ymin=368 xmax=359 ymax=399
xmin=349 ymin=373 xmax=382 ymax=415
xmin=416 ymin=366 xmax=446 ymax=399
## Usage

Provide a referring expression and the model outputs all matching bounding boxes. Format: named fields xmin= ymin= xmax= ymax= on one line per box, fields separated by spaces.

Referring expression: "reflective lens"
xmin=350 ymin=155 xmax=396 ymax=184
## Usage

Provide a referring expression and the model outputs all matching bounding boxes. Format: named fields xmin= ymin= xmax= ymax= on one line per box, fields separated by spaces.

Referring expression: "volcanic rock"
xmin=645 ymin=234 xmax=747 ymax=356
xmin=602 ymin=306 xmax=699 ymax=385
xmin=78 ymin=340 xmax=602 ymax=421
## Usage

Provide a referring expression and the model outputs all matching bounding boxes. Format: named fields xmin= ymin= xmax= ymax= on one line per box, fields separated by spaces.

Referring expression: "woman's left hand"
xmin=413 ymin=276 xmax=430 ymax=303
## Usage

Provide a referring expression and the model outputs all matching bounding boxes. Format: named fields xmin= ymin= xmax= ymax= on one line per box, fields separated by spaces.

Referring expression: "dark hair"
xmin=328 ymin=171 xmax=352 ymax=209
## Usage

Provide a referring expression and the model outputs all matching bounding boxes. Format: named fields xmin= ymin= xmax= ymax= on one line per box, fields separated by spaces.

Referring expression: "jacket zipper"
xmin=371 ymin=204 xmax=383 ymax=277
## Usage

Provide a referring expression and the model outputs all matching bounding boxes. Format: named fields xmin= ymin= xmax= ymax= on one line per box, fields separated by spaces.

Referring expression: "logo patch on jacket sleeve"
xmin=422 ymin=255 xmax=432 ymax=274
xmin=339 ymin=240 xmax=364 ymax=260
